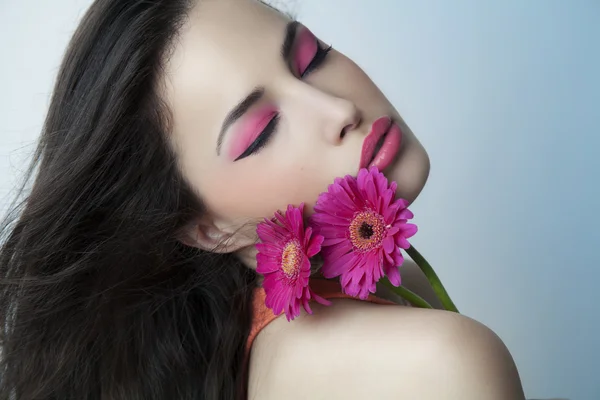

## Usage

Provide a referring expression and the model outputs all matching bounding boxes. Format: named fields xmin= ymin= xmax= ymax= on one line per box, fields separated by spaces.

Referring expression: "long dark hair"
xmin=0 ymin=0 xmax=258 ymax=398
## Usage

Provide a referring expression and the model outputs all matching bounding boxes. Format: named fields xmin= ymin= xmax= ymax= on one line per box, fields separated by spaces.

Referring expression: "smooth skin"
xmin=162 ymin=0 xmax=527 ymax=398
xmin=249 ymin=299 xmax=525 ymax=400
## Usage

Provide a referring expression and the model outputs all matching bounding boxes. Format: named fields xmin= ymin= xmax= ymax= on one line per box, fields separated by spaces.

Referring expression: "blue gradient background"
xmin=1 ymin=1 xmax=599 ymax=399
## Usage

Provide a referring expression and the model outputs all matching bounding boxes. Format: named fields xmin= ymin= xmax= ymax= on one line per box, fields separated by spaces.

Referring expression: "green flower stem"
xmin=380 ymin=277 xmax=433 ymax=309
xmin=406 ymin=245 xmax=460 ymax=313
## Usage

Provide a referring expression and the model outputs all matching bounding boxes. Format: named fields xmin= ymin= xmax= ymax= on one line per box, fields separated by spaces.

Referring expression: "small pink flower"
xmin=256 ymin=203 xmax=331 ymax=321
xmin=310 ymin=167 xmax=417 ymax=300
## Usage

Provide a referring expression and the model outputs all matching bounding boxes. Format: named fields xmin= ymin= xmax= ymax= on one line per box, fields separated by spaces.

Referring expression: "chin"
xmin=385 ymin=137 xmax=430 ymax=205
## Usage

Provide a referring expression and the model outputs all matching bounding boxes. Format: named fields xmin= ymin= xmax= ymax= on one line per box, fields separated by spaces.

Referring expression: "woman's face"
xmin=163 ymin=0 xmax=429 ymax=237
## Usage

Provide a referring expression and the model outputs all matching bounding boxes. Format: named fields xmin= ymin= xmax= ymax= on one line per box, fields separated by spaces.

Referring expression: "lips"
xmin=359 ymin=116 xmax=403 ymax=171
xmin=359 ymin=116 xmax=391 ymax=169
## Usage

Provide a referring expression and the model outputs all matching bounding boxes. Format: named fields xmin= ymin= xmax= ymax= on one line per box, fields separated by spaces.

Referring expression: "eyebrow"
xmin=216 ymin=20 xmax=300 ymax=155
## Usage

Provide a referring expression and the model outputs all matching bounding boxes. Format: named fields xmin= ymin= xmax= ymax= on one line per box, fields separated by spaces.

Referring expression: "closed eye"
xmin=234 ymin=114 xmax=280 ymax=161
xmin=230 ymin=25 xmax=331 ymax=162
xmin=295 ymin=25 xmax=333 ymax=78
xmin=301 ymin=43 xmax=333 ymax=78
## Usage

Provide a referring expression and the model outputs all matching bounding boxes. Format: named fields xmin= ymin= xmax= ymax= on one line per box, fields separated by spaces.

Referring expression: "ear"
xmin=178 ymin=217 xmax=256 ymax=253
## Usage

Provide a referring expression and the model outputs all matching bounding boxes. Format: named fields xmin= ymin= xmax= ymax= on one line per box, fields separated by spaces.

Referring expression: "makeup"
xmin=359 ymin=116 xmax=403 ymax=171
xmin=228 ymin=105 xmax=278 ymax=160
xmin=295 ymin=27 xmax=319 ymax=76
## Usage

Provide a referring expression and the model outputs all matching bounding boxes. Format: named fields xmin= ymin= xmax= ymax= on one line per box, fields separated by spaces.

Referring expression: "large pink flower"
xmin=256 ymin=203 xmax=331 ymax=321
xmin=310 ymin=167 xmax=418 ymax=300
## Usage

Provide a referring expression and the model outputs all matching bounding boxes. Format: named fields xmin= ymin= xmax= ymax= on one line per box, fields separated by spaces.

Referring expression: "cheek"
xmin=197 ymin=161 xmax=335 ymax=222
xmin=204 ymin=170 xmax=318 ymax=219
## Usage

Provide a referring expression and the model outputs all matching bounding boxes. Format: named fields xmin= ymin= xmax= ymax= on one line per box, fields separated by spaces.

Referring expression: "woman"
xmin=0 ymin=0 xmax=526 ymax=399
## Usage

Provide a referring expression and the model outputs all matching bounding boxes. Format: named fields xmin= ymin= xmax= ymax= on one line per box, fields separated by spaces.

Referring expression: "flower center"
xmin=349 ymin=210 xmax=385 ymax=252
xmin=281 ymin=239 xmax=302 ymax=278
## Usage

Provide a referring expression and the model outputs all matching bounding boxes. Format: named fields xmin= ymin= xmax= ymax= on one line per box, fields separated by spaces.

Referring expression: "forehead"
xmin=163 ymin=0 xmax=290 ymax=137
xmin=187 ymin=0 xmax=288 ymax=54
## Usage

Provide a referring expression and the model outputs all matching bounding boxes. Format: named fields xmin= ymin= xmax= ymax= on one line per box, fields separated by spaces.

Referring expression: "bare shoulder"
xmin=247 ymin=299 xmax=525 ymax=400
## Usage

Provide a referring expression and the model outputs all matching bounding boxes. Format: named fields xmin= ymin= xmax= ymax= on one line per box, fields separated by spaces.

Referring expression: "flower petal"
xmin=310 ymin=212 xmax=350 ymax=227
xmin=256 ymin=254 xmax=280 ymax=274
xmin=396 ymin=236 xmax=411 ymax=249
xmin=382 ymin=235 xmax=395 ymax=253
xmin=386 ymin=265 xmax=401 ymax=287
xmin=256 ymin=242 xmax=283 ymax=258
xmin=305 ymin=233 xmax=324 ymax=258
xmin=322 ymin=236 xmax=348 ymax=246
xmin=322 ymin=251 xmax=357 ymax=278
xmin=323 ymin=239 xmax=353 ymax=262
xmin=399 ymin=223 xmax=418 ymax=238
xmin=312 ymin=292 xmax=332 ymax=306
xmin=395 ymin=208 xmax=413 ymax=221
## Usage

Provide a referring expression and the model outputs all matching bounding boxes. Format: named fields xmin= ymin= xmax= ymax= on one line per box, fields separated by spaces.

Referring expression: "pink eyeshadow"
xmin=227 ymin=105 xmax=278 ymax=160
xmin=295 ymin=27 xmax=318 ymax=75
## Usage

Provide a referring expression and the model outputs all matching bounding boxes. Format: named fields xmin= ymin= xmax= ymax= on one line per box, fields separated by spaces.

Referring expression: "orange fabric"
xmin=246 ymin=278 xmax=396 ymax=355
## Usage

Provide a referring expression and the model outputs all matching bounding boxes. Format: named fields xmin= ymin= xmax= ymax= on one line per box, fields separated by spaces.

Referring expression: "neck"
xmin=237 ymin=244 xmax=258 ymax=270
xmin=236 ymin=244 xmax=265 ymax=287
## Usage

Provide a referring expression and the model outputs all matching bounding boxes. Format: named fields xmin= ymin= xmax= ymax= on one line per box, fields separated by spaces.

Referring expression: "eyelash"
xmin=301 ymin=43 xmax=333 ymax=78
xmin=235 ymin=41 xmax=332 ymax=161
xmin=234 ymin=114 xmax=280 ymax=161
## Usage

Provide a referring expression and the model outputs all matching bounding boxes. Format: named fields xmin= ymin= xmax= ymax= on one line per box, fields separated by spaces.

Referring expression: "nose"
xmin=287 ymin=83 xmax=362 ymax=145
xmin=324 ymin=97 xmax=362 ymax=145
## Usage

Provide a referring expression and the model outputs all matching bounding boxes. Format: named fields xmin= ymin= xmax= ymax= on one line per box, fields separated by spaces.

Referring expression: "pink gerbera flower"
xmin=256 ymin=203 xmax=331 ymax=321
xmin=310 ymin=167 xmax=418 ymax=300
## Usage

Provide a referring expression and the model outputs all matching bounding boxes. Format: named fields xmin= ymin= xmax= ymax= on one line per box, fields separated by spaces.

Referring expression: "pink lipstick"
xmin=359 ymin=116 xmax=403 ymax=171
